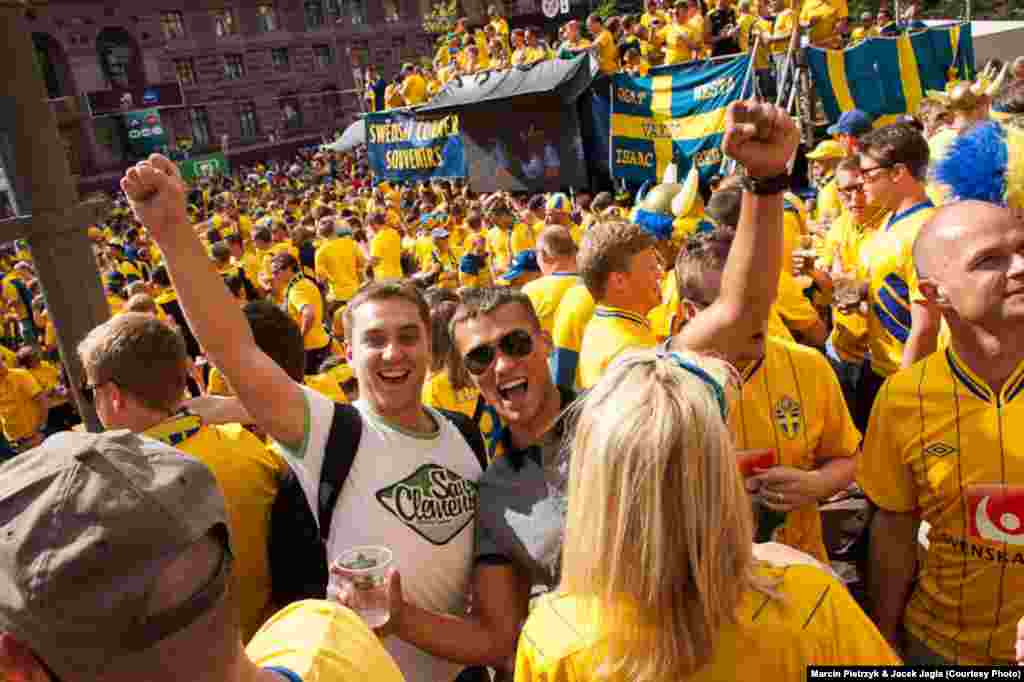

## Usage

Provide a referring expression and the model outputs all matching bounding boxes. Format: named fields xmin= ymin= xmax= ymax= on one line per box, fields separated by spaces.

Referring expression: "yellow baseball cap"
xmin=806 ymin=140 xmax=846 ymax=161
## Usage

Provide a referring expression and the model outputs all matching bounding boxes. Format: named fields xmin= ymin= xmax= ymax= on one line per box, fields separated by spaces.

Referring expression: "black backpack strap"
xmin=438 ymin=408 xmax=488 ymax=472
xmin=316 ymin=403 xmax=363 ymax=541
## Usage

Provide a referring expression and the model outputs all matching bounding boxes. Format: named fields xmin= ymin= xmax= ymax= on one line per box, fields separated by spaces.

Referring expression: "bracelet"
xmin=739 ymin=172 xmax=791 ymax=196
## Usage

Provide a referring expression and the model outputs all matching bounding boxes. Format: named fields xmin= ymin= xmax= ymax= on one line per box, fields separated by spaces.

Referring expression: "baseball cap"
xmin=499 ymin=249 xmax=540 ymax=282
xmin=0 ymin=431 xmax=230 ymax=680
xmin=806 ymin=140 xmax=846 ymax=161
xmin=827 ymin=109 xmax=874 ymax=137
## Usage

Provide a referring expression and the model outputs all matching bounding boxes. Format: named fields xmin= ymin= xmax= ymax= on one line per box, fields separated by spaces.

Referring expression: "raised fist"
xmin=722 ymin=100 xmax=800 ymax=180
xmin=120 ymin=154 xmax=190 ymax=239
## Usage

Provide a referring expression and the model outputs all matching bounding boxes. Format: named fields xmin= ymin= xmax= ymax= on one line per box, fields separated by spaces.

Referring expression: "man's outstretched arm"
xmin=677 ymin=101 xmax=798 ymax=358
xmin=121 ymin=155 xmax=306 ymax=449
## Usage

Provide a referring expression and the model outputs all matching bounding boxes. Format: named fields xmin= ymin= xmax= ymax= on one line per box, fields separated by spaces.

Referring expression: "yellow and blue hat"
xmin=545 ymin=193 xmax=572 ymax=213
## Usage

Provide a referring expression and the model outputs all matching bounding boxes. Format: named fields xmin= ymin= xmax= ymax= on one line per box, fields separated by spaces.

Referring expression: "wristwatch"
xmin=738 ymin=171 xmax=791 ymax=196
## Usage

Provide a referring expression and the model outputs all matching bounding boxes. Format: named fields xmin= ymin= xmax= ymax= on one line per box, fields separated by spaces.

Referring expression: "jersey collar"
xmin=885 ymin=199 xmax=935 ymax=232
xmin=593 ymin=305 xmax=651 ymax=329
xmin=143 ymin=412 xmax=203 ymax=446
xmin=945 ymin=346 xmax=1024 ymax=406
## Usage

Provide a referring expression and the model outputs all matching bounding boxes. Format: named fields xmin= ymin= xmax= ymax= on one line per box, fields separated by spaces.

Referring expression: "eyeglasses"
xmin=463 ymin=329 xmax=534 ymax=376
xmin=859 ymin=163 xmax=897 ymax=181
xmin=837 ymin=183 xmax=866 ymax=199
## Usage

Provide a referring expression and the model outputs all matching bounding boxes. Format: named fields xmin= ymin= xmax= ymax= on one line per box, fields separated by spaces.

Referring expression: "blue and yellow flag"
xmin=807 ymin=22 xmax=975 ymax=127
xmin=611 ymin=55 xmax=753 ymax=186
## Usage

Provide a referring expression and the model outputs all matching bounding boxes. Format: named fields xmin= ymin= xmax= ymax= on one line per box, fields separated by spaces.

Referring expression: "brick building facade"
xmin=26 ymin=0 xmax=542 ymax=193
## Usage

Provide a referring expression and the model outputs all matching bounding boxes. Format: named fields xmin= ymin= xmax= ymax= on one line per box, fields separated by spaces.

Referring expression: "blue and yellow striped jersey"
xmin=862 ymin=201 xmax=935 ymax=377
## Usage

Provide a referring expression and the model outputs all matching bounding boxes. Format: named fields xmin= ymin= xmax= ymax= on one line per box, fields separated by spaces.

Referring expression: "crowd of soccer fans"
xmin=363 ymin=0 xmax=941 ymax=112
xmin=2 ymin=11 xmax=1024 ymax=682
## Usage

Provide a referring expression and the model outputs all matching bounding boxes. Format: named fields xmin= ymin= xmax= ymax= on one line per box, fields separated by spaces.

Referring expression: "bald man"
xmin=858 ymin=201 xmax=1024 ymax=665
xmin=1013 ymin=56 xmax=1024 ymax=84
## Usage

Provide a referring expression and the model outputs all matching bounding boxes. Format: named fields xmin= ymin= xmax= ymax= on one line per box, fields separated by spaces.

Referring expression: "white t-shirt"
xmin=285 ymin=387 xmax=482 ymax=682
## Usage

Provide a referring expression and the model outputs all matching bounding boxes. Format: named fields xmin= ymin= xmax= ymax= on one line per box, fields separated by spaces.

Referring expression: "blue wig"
xmin=933 ymin=122 xmax=1009 ymax=205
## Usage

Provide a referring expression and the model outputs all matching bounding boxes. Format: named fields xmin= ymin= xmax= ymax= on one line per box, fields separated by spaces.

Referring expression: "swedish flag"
xmin=807 ymin=22 xmax=975 ymax=127
xmin=611 ymin=55 xmax=754 ymax=186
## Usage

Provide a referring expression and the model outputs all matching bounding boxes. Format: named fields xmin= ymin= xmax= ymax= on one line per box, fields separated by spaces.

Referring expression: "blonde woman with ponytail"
xmin=515 ymin=349 xmax=899 ymax=681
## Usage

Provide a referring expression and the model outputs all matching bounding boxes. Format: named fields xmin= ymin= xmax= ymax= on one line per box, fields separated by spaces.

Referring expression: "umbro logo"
xmin=923 ymin=442 xmax=957 ymax=458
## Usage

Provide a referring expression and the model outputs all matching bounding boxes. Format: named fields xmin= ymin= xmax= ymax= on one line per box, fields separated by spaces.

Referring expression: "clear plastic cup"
xmin=833 ymin=271 xmax=864 ymax=308
xmin=329 ymin=545 xmax=393 ymax=628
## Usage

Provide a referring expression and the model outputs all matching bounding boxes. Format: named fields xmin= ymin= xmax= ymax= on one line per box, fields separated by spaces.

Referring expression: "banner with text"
xmin=611 ymin=55 xmax=752 ymax=186
xmin=366 ymin=110 xmax=466 ymax=183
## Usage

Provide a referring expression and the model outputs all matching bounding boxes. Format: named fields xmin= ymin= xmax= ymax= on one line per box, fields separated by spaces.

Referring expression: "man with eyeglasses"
xmin=851 ymin=124 xmax=936 ymax=427
xmin=795 ymin=158 xmax=888 ymax=422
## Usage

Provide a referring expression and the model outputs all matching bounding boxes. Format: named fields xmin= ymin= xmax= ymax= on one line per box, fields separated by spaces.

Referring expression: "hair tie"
xmin=656 ymin=348 xmax=729 ymax=421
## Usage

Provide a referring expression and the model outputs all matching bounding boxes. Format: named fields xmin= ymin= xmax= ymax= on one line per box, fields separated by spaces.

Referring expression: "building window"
xmin=174 ymin=58 xmax=197 ymax=85
xmin=239 ymin=101 xmax=259 ymax=139
xmin=212 ymin=8 xmax=238 ymax=37
xmin=256 ymin=4 xmax=278 ymax=32
xmin=303 ymin=0 xmax=325 ymax=29
xmin=280 ymin=98 xmax=302 ymax=129
xmin=313 ymin=44 xmax=334 ymax=71
xmin=340 ymin=0 xmax=366 ymax=24
xmin=189 ymin=107 xmax=211 ymax=146
xmin=271 ymin=47 xmax=289 ymax=71
xmin=223 ymin=54 xmax=245 ymax=80
xmin=161 ymin=11 xmax=186 ymax=40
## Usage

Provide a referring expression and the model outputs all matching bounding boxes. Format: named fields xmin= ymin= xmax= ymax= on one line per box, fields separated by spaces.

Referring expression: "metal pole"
xmin=1 ymin=1 xmax=109 ymax=432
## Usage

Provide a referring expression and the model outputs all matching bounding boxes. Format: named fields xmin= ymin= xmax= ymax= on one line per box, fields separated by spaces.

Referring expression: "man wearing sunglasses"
xmin=853 ymin=124 xmax=937 ymax=427
xmin=367 ymin=100 xmax=802 ymax=677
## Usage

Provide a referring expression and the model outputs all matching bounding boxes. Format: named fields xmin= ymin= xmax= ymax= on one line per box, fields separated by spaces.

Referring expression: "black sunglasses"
xmin=463 ymin=329 xmax=534 ymax=376
xmin=79 ymin=379 xmax=114 ymax=403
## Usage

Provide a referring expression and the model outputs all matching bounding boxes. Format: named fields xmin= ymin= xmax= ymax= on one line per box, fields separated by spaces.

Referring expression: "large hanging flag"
xmin=807 ymin=22 xmax=975 ymax=127
xmin=611 ymin=55 xmax=754 ymax=186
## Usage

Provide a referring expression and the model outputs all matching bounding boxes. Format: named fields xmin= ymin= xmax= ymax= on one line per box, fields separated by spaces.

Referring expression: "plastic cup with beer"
xmin=329 ymin=545 xmax=393 ymax=628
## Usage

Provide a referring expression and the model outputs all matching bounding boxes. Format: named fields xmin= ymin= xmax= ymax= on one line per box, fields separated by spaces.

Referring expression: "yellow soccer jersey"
xmin=551 ymin=283 xmax=596 ymax=391
xmin=731 ymin=337 xmax=861 ymax=562
xmin=820 ymin=209 xmax=885 ymax=363
xmin=862 ymin=201 xmax=935 ymax=377
xmin=370 ymin=227 xmax=404 ymax=281
xmin=770 ymin=9 xmax=795 ymax=54
xmin=801 ymin=0 xmax=838 ymax=45
xmin=522 ymin=272 xmax=582 ymax=334
xmin=246 ymin=601 xmax=404 ymax=682
xmin=775 ymin=272 xmax=822 ymax=339
xmin=858 ymin=349 xmax=1024 ymax=664
xmin=593 ymin=29 xmax=619 ymax=74
xmin=415 ymin=234 xmax=435 ymax=272
xmin=515 ymin=564 xmax=898 ymax=682
xmin=663 ymin=22 xmax=697 ymax=65
xmin=315 ymin=237 xmax=363 ymax=303
xmin=304 ymin=371 xmax=349 ymax=404
xmin=510 ymin=222 xmax=535 ymax=255
xmin=421 ymin=370 xmax=480 ymax=418
xmin=285 ymin=275 xmax=330 ymax=351
xmin=146 ymin=417 xmax=283 ymax=642
xmin=0 ymin=368 xmax=44 ymax=442
xmin=486 ymin=226 xmax=513 ymax=272
xmin=578 ymin=305 xmax=658 ymax=390
xmin=815 ymin=175 xmax=844 ymax=223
